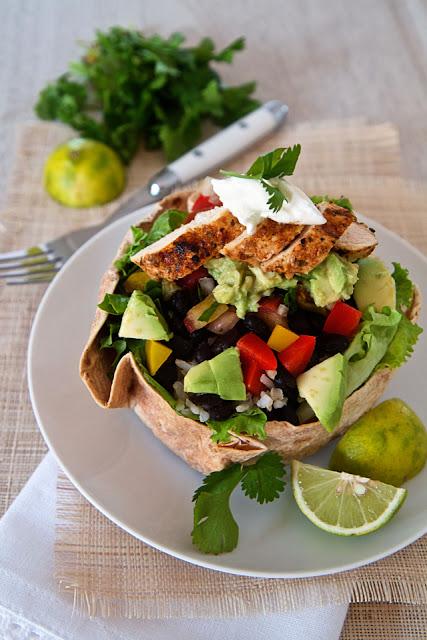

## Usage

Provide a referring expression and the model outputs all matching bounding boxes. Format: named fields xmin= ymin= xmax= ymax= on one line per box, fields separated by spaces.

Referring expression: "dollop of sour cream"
xmin=211 ymin=176 xmax=325 ymax=235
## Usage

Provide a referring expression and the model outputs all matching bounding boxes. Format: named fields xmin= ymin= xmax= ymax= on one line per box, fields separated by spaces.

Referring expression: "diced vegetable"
xmin=267 ymin=325 xmax=299 ymax=352
xmin=178 ymin=266 xmax=209 ymax=289
xmin=192 ymin=194 xmax=218 ymax=214
xmin=185 ymin=195 xmax=219 ymax=223
xmin=145 ymin=340 xmax=172 ymax=375
xmin=242 ymin=358 xmax=265 ymax=395
xmin=257 ymin=307 xmax=287 ymax=330
xmin=258 ymin=295 xmax=282 ymax=312
xmin=123 ymin=270 xmax=151 ymax=293
xmin=184 ymin=294 xmax=228 ymax=333
xmin=278 ymin=335 xmax=316 ymax=377
xmin=206 ymin=308 xmax=239 ymax=334
xmin=237 ymin=333 xmax=277 ymax=371
xmin=323 ymin=301 xmax=362 ymax=337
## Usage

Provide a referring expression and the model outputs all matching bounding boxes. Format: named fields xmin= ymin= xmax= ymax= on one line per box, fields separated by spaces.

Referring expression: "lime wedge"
xmin=291 ymin=460 xmax=407 ymax=536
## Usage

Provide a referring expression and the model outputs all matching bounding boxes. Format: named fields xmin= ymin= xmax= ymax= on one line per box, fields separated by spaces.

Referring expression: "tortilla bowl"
xmin=80 ymin=192 xmax=421 ymax=474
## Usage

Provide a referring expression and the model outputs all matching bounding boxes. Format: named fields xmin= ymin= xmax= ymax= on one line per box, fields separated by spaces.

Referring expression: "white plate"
xmin=28 ymin=207 xmax=427 ymax=578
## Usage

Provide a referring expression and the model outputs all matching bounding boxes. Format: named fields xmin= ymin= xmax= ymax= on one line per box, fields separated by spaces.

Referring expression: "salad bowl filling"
xmin=80 ymin=146 xmax=424 ymax=553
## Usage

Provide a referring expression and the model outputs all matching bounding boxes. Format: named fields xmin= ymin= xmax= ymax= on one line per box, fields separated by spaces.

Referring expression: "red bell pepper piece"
xmin=178 ymin=266 xmax=209 ymax=289
xmin=242 ymin=358 xmax=265 ymax=395
xmin=323 ymin=301 xmax=362 ymax=337
xmin=237 ymin=333 xmax=277 ymax=372
xmin=278 ymin=335 xmax=316 ymax=377
xmin=258 ymin=295 xmax=282 ymax=312
xmin=185 ymin=194 xmax=219 ymax=222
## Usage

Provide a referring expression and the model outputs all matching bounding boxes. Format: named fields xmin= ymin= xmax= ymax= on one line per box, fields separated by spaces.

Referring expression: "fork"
xmin=0 ymin=101 xmax=288 ymax=284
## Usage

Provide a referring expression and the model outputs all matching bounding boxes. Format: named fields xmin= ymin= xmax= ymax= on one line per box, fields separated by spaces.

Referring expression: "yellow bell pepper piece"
xmin=124 ymin=270 xmax=151 ymax=293
xmin=145 ymin=340 xmax=172 ymax=375
xmin=267 ymin=325 xmax=299 ymax=352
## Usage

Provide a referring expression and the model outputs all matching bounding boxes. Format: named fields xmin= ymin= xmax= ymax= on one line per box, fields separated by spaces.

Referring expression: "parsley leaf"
xmin=35 ymin=27 xmax=259 ymax=163
xmin=98 ymin=293 xmax=129 ymax=315
xmin=392 ymin=262 xmax=414 ymax=311
xmin=192 ymin=464 xmax=242 ymax=554
xmin=220 ymin=146 xmax=301 ymax=214
xmin=241 ymin=452 xmax=286 ymax=504
xmin=310 ymin=195 xmax=353 ymax=211
xmin=208 ymin=407 xmax=267 ymax=444
xmin=192 ymin=452 xmax=287 ymax=554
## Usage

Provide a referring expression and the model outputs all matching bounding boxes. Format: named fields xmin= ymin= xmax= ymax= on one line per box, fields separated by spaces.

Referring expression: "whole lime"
xmin=330 ymin=398 xmax=427 ymax=486
xmin=44 ymin=138 xmax=125 ymax=207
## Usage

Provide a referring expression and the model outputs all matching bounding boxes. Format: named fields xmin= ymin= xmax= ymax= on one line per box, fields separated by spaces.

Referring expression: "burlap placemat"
xmin=1 ymin=120 xmax=425 ymax=635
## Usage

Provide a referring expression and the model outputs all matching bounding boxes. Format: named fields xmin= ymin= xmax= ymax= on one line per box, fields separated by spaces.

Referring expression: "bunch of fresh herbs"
xmin=35 ymin=27 xmax=259 ymax=163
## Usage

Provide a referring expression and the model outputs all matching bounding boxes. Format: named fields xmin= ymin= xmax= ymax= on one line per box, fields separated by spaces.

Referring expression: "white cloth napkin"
xmin=0 ymin=454 xmax=348 ymax=640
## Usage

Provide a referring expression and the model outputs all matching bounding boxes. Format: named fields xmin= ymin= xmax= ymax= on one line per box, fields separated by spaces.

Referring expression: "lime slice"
xmin=291 ymin=460 xmax=407 ymax=536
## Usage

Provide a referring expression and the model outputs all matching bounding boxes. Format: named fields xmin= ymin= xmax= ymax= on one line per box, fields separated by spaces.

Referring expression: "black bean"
xmin=287 ymin=309 xmax=324 ymax=336
xmin=210 ymin=326 xmax=242 ymax=355
xmin=167 ymin=289 xmax=197 ymax=318
xmin=187 ymin=393 xmax=235 ymax=420
xmin=274 ymin=365 xmax=298 ymax=392
xmin=168 ymin=335 xmax=193 ymax=360
xmin=154 ymin=358 xmax=177 ymax=394
xmin=266 ymin=404 xmax=299 ymax=424
xmin=242 ymin=313 xmax=270 ymax=341
xmin=193 ymin=342 xmax=213 ymax=363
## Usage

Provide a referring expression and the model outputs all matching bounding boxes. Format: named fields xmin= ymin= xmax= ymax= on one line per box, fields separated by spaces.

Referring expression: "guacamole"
xmin=306 ymin=253 xmax=358 ymax=308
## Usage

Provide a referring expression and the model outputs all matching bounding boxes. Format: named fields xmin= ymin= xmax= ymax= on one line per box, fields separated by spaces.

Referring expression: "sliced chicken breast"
xmin=262 ymin=203 xmax=355 ymax=278
xmin=221 ymin=219 xmax=304 ymax=265
xmin=335 ymin=221 xmax=377 ymax=261
xmin=131 ymin=207 xmax=243 ymax=281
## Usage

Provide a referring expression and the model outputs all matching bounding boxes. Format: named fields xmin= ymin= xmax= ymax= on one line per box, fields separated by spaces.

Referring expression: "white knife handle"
xmin=168 ymin=100 xmax=288 ymax=184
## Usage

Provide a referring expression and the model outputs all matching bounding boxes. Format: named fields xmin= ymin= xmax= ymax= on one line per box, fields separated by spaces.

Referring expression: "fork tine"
xmin=0 ymin=263 xmax=62 ymax=280
xmin=0 ymin=244 xmax=50 ymax=264
xmin=0 ymin=255 xmax=61 ymax=271
xmin=5 ymin=269 xmax=60 ymax=285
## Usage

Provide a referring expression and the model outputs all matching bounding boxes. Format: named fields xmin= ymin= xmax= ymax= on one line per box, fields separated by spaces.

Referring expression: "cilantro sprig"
xmin=35 ymin=27 xmax=259 ymax=163
xmin=220 ymin=145 xmax=301 ymax=213
xmin=192 ymin=452 xmax=286 ymax=554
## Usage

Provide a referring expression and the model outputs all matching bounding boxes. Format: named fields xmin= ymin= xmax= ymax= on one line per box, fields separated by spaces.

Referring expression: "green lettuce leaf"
xmin=378 ymin=314 xmax=422 ymax=370
xmin=392 ymin=262 xmax=415 ymax=311
xmin=310 ymin=195 xmax=353 ymax=211
xmin=345 ymin=306 xmax=401 ymax=395
xmin=207 ymin=256 xmax=296 ymax=318
xmin=208 ymin=407 xmax=267 ymax=444
xmin=98 ymin=293 xmax=129 ymax=314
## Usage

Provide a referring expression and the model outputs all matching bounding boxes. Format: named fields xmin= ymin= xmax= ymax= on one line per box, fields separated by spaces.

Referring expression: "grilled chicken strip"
xmin=221 ymin=219 xmax=304 ymax=265
xmin=131 ymin=207 xmax=243 ymax=280
xmin=335 ymin=221 xmax=377 ymax=261
xmin=262 ymin=203 xmax=355 ymax=278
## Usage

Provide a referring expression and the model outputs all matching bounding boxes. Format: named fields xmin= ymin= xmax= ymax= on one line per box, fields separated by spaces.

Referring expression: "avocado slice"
xmin=184 ymin=347 xmax=246 ymax=401
xmin=353 ymin=257 xmax=396 ymax=312
xmin=297 ymin=353 xmax=347 ymax=432
xmin=119 ymin=290 xmax=172 ymax=341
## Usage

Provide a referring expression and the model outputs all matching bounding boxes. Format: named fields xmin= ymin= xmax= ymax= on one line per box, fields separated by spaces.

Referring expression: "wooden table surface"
xmin=0 ymin=1 xmax=426 ymax=638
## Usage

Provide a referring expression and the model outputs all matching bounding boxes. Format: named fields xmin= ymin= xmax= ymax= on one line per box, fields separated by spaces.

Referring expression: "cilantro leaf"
xmin=241 ymin=452 xmax=286 ymax=504
xmin=208 ymin=407 xmax=267 ymax=444
xmin=98 ymin=293 xmax=129 ymax=315
xmin=35 ymin=27 xmax=258 ymax=163
xmin=261 ymin=179 xmax=286 ymax=213
xmin=192 ymin=464 xmax=242 ymax=554
xmin=378 ymin=314 xmax=422 ymax=370
xmin=192 ymin=452 xmax=287 ymax=554
xmin=310 ymin=195 xmax=353 ymax=211
xmin=392 ymin=262 xmax=414 ymax=311
xmin=220 ymin=146 xmax=301 ymax=214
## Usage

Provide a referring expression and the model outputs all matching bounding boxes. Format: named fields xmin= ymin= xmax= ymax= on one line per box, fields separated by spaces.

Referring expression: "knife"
xmin=106 ymin=100 xmax=288 ymax=223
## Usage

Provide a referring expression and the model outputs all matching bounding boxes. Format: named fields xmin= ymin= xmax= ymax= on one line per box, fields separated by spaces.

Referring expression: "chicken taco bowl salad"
xmin=80 ymin=146 xmax=425 ymax=553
